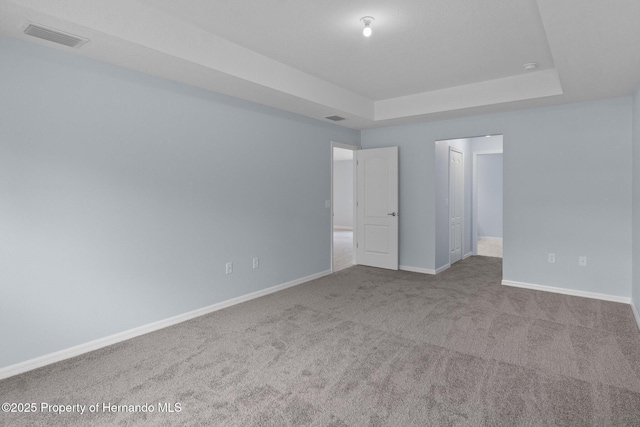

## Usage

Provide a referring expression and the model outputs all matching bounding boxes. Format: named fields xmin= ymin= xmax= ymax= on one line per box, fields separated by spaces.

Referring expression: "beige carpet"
xmin=333 ymin=229 xmax=353 ymax=272
xmin=1 ymin=257 xmax=639 ymax=426
xmin=477 ymin=239 xmax=502 ymax=258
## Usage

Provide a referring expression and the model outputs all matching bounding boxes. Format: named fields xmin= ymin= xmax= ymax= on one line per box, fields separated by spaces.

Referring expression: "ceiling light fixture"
xmin=360 ymin=16 xmax=374 ymax=37
xmin=523 ymin=62 xmax=538 ymax=71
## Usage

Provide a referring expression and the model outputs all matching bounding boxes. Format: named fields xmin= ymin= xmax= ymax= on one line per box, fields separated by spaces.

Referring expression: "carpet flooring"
xmin=333 ymin=230 xmax=354 ymax=272
xmin=477 ymin=239 xmax=502 ymax=258
xmin=1 ymin=257 xmax=639 ymax=426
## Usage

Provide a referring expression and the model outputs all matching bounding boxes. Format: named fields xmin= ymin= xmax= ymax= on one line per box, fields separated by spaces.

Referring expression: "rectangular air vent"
xmin=24 ymin=23 xmax=89 ymax=48
xmin=325 ymin=115 xmax=345 ymax=122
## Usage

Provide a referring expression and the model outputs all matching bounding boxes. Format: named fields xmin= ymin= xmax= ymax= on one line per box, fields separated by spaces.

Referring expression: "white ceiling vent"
xmin=24 ymin=23 xmax=89 ymax=48
xmin=325 ymin=115 xmax=345 ymax=122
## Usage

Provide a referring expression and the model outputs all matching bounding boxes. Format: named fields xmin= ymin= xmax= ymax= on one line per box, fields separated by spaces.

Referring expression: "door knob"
xmin=388 ymin=212 xmax=397 ymax=216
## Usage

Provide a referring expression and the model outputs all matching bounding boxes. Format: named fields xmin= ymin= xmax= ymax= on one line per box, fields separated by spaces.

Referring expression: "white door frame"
xmin=331 ymin=141 xmax=360 ymax=272
xmin=449 ymin=147 xmax=464 ymax=265
xmin=472 ymin=150 xmax=503 ymax=255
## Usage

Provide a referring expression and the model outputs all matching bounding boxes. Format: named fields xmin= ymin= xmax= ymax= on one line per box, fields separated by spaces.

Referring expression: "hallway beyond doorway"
xmin=477 ymin=238 xmax=502 ymax=258
xmin=333 ymin=229 xmax=353 ymax=271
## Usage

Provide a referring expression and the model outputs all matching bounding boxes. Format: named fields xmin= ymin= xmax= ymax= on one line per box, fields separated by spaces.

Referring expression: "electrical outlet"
xmin=578 ymin=256 xmax=587 ymax=267
xmin=225 ymin=262 xmax=233 ymax=274
xmin=252 ymin=257 xmax=259 ymax=269
xmin=548 ymin=253 xmax=556 ymax=263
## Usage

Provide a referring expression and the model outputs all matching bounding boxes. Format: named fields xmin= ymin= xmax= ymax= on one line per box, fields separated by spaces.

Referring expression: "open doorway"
xmin=473 ymin=149 xmax=503 ymax=257
xmin=449 ymin=147 xmax=464 ymax=264
xmin=331 ymin=142 xmax=358 ymax=272
xmin=435 ymin=135 xmax=503 ymax=272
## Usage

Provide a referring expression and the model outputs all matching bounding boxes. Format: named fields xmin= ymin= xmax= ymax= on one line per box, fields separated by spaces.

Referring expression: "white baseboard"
xmin=399 ymin=265 xmax=437 ymax=275
xmin=435 ymin=263 xmax=451 ymax=274
xmin=463 ymin=251 xmax=474 ymax=260
xmin=632 ymin=302 xmax=640 ymax=332
xmin=479 ymin=236 xmax=503 ymax=242
xmin=333 ymin=226 xmax=353 ymax=231
xmin=501 ymin=280 xmax=631 ymax=304
xmin=0 ymin=270 xmax=331 ymax=381
xmin=398 ymin=264 xmax=451 ymax=275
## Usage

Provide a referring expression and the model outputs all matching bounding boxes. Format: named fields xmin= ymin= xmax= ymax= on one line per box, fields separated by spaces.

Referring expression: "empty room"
xmin=1 ymin=0 xmax=640 ymax=425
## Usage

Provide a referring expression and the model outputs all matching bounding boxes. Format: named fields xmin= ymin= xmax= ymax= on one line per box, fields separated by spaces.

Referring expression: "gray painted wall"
xmin=361 ymin=97 xmax=632 ymax=298
xmin=476 ymin=154 xmax=503 ymax=239
xmin=434 ymin=139 xmax=450 ymax=269
xmin=2 ymin=33 xmax=637 ymax=370
xmin=633 ymin=84 xmax=640 ymax=314
xmin=333 ymin=160 xmax=354 ymax=228
xmin=0 ymin=37 xmax=358 ymax=369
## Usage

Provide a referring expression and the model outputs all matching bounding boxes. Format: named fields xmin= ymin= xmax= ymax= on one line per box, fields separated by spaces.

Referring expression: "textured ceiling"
xmin=1 ymin=0 xmax=639 ymax=129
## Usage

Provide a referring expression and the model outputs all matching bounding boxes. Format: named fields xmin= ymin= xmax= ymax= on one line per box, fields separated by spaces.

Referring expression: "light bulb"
xmin=360 ymin=16 xmax=374 ymax=38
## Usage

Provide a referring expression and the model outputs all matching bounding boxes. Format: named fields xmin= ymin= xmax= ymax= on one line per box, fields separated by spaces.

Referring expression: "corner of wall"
xmin=632 ymin=83 xmax=640 ymax=330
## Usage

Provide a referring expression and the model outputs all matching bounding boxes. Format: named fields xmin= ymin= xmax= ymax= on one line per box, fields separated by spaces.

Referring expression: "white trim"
xmin=632 ymin=302 xmax=640 ymax=332
xmin=501 ymin=280 xmax=631 ymax=304
xmin=399 ymin=264 xmax=450 ymax=275
xmin=463 ymin=251 xmax=474 ymax=260
xmin=399 ymin=265 xmax=437 ymax=275
xmin=332 ymin=141 xmax=361 ymax=151
xmin=436 ymin=263 xmax=451 ymax=274
xmin=0 ymin=270 xmax=331 ymax=380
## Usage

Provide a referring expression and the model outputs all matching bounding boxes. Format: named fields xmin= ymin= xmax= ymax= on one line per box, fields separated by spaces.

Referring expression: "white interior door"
xmin=356 ymin=147 xmax=398 ymax=270
xmin=450 ymin=148 xmax=463 ymax=264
